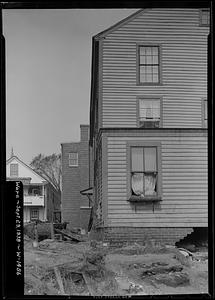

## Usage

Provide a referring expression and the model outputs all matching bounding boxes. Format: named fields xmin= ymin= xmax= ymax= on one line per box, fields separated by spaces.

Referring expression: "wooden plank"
xmin=82 ymin=272 xmax=95 ymax=296
xmin=54 ymin=228 xmax=84 ymax=242
xmin=54 ymin=267 xmax=66 ymax=295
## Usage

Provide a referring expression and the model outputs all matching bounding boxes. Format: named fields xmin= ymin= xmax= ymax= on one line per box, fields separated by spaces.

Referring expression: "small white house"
xmin=6 ymin=155 xmax=61 ymax=223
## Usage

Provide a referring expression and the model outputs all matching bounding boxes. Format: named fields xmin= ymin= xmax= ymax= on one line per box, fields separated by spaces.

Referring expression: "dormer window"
xmin=138 ymin=98 xmax=160 ymax=128
xmin=10 ymin=163 xmax=18 ymax=177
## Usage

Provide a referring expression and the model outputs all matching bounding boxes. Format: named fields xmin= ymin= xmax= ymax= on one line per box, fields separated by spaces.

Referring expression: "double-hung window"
xmin=130 ymin=146 xmax=159 ymax=199
xmin=138 ymin=98 xmax=160 ymax=128
xmin=10 ymin=163 xmax=18 ymax=177
xmin=30 ymin=208 xmax=39 ymax=220
xmin=138 ymin=46 xmax=160 ymax=84
xmin=69 ymin=152 xmax=78 ymax=167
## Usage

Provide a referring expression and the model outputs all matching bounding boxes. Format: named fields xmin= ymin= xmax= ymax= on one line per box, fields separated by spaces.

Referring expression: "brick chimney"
xmin=80 ymin=125 xmax=89 ymax=142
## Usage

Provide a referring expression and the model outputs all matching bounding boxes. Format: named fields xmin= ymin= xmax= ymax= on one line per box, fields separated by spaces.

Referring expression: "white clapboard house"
xmin=6 ymin=154 xmax=61 ymax=223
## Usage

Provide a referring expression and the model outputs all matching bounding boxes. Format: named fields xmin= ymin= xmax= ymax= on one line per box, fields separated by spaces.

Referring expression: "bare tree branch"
xmin=30 ymin=153 xmax=62 ymax=192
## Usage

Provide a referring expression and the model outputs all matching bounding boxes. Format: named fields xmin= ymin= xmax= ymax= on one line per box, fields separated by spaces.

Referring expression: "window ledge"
xmin=128 ymin=195 xmax=162 ymax=202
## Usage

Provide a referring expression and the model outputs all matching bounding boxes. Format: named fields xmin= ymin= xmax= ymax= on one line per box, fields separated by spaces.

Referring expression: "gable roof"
xmin=6 ymin=155 xmax=47 ymax=183
xmin=89 ymin=9 xmax=146 ymax=145
xmin=94 ymin=9 xmax=144 ymax=40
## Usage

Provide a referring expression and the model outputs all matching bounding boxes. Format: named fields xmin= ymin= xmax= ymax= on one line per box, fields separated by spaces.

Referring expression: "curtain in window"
xmin=139 ymin=99 xmax=160 ymax=121
xmin=131 ymin=173 xmax=144 ymax=196
xmin=144 ymin=174 xmax=157 ymax=196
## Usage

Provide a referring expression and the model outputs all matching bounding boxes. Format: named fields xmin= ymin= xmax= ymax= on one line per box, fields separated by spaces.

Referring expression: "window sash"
xmin=131 ymin=146 xmax=157 ymax=197
xmin=30 ymin=209 xmax=39 ymax=220
xmin=139 ymin=46 xmax=159 ymax=83
xmin=131 ymin=146 xmax=157 ymax=172
xmin=139 ymin=99 xmax=160 ymax=122
xmin=69 ymin=153 xmax=78 ymax=166
xmin=201 ymin=9 xmax=210 ymax=26
xmin=10 ymin=163 xmax=18 ymax=177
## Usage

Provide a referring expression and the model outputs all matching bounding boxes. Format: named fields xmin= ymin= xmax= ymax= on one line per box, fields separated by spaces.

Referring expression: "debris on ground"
xmin=24 ymin=234 xmax=208 ymax=296
xmin=54 ymin=228 xmax=86 ymax=242
xmin=154 ymin=272 xmax=190 ymax=287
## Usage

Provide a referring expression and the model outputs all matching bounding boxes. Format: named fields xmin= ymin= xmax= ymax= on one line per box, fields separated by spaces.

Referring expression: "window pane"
xmin=69 ymin=152 xmax=78 ymax=165
xmin=146 ymin=65 xmax=152 ymax=74
xmin=140 ymin=55 xmax=146 ymax=64
xmin=152 ymin=100 xmax=160 ymax=118
xmin=139 ymin=100 xmax=152 ymax=119
xmin=146 ymin=73 xmax=152 ymax=82
xmin=131 ymin=147 xmax=144 ymax=171
xmin=139 ymin=99 xmax=160 ymax=121
xmin=144 ymin=147 xmax=157 ymax=171
xmin=152 ymin=73 xmax=159 ymax=83
xmin=152 ymin=47 xmax=158 ymax=55
xmin=131 ymin=173 xmax=144 ymax=196
xmin=31 ymin=209 xmax=39 ymax=219
xmin=140 ymin=72 xmax=146 ymax=83
xmin=140 ymin=66 xmax=146 ymax=82
xmin=152 ymin=66 xmax=159 ymax=74
xmin=146 ymin=47 xmax=152 ymax=56
xmin=146 ymin=55 xmax=152 ymax=64
xmin=146 ymin=106 xmax=153 ymax=119
xmin=152 ymin=55 xmax=158 ymax=64
xmin=139 ymin=46 xmax=146 ymax=55
xmin=144 ymin=174 xmax=157 ymax=196
xmin=10 ymin=163 xmax=18 ymax=177
xmin=201 ymin=10 xmax=209 ymax=25
xmin=69 ymin=153 xmax=77 ymax=159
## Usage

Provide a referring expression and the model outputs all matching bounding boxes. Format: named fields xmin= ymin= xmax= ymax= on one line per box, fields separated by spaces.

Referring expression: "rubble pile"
xmin=24 ymin=225 xmax=208 ymax=296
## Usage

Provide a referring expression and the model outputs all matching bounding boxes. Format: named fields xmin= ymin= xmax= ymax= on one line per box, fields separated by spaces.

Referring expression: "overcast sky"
xmin=3 ymin=8 xmax=137 ymax=164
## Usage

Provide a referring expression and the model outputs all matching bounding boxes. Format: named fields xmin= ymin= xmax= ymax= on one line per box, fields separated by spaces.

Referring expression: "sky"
xmin=3 ymin=8 xmax=138 ymax=164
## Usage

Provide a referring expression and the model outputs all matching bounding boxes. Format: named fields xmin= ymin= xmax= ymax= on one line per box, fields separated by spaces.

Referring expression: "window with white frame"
xmin=30 ymin=208 xmax=39 ymax=220
xmin=138 ymin=98 xmax=160 ymax=128
xmin=69 ymin=152 xmax=78 ymax=166
xmin=131 ymin=146 xmax=158 ymax=197
xmin=10 ymin=163 xmax=18 ymax=177
xmin=138 ymin=46 xmax=160 ymax=84
xmin=200 ymin=9 xmax=210 ymax=26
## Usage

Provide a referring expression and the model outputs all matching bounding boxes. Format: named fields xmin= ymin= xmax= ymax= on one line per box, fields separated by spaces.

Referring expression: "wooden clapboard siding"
xmin=100 ymin=8 xmax=209 ymax=128
xmin=106 ymin=132 xmax=207 ymax=227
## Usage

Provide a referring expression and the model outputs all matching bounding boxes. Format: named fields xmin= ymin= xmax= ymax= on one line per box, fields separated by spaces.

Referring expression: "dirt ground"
xmin=24 ymin=236 xmax=208 ymax=296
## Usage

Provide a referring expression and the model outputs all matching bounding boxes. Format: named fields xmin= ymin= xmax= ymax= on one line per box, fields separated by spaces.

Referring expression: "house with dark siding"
xmin=89 ymin=8 xmax=209 ymax=245
xmin=61 ymin=125 xmax=92 ymax=231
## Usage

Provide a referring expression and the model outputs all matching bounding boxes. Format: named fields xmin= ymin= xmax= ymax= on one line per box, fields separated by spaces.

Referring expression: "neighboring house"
xmin=6 ymin=155 xmax=61 ymax=223
xmin=89 ymin=8 xmax=209 ymax=244
xmin=61 ymin=125 xmax=92 ymax=231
